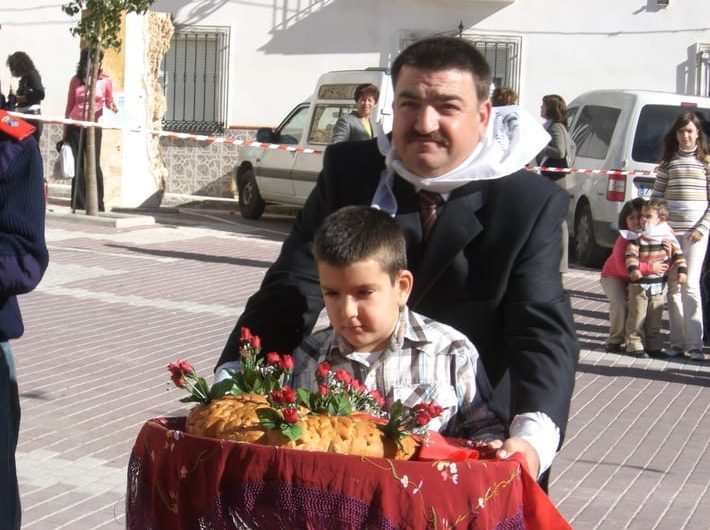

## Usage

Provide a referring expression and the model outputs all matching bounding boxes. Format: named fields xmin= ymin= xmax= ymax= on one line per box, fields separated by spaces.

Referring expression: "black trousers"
xmin=65 ymin=125 xmax=104 ymax=211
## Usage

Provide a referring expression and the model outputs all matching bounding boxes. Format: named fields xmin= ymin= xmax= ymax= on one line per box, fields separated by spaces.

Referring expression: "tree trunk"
xmin=84 ymin=47 xmax=100 ymax=216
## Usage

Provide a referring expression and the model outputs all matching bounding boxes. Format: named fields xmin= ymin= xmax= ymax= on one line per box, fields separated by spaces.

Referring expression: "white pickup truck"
xmin=564 ymin=89 xmax=710 ymax=266
xmin=236 ymin=69 xmax=393 ymax=219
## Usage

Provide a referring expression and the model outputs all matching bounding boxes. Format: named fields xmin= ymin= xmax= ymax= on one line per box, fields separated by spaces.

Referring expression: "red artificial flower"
xmin=316 ymin=362 xmax=330 ymax=379
xmin=270 ymin=389 xmax=284 ymax=404
xmin=266 ymin=352 xmax=280 ymax=365
xmin=279 ymin=354 xmax=295 ymax=372
xmin=240 ymin=327 xmax=252 ymax=342
xmin=334 ymin=369 xmax=352 ymax=385
xmin=282 ymin=407 xmax=299 ymax=424
xmin=370 ymin=390 xmax=385 ymax=408
xmin=281 ymin=386 xmax=296 ymax=404
xmin=414 ymin=411 xmax=432 ymax=426
xmin=413 ymin=402 xmax=429 ymax=414
xmin=250 ymin=335 xmax=261 ymax=349
xmin=319 ymin=384 xmax=329 ymax=397
xmin=168 ymin=360 xmax=195 ymax=389
xmin=168 ymin=359 xmax=194 ymax=378
xmin=427 ymin=402 xmax=443 ymax=418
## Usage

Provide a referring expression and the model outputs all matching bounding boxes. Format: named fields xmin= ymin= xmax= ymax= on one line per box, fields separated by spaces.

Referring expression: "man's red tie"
xmin=418 ymin=190 xmax=444 ymax=241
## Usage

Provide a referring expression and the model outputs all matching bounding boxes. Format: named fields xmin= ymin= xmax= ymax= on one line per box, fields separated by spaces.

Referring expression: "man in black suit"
xmin=217 ymin=37 xmax=579 ymax=482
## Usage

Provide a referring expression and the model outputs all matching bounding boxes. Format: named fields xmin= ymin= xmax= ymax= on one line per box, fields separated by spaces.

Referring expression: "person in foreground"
xmin=0 ymin=111 xmax=49 ymax=529
xmin=291 ymin=205 xmax=506 ymax=441
xmin=217 ymin=36 xmax=579 ymax=484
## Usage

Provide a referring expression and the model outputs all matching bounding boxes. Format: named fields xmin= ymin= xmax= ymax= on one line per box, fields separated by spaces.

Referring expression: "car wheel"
xmin=237 ymin=168 xmax=266 ymax=220
xmin=573 ymin=203 xmax=607 ymax=268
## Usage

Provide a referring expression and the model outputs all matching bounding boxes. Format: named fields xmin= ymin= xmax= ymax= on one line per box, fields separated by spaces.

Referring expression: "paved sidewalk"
xmin=12 ymin=204 xmax=710 ymax=529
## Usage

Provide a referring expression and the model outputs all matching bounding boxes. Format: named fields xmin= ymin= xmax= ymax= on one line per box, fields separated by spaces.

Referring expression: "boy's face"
xmin=318 ymin=258 xmax=413 ymax=353
xmin=641 ymin=206 xmax=663 ymax=230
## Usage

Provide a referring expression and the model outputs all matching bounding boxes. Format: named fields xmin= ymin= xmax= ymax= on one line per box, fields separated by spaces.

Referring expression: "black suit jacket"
xmin=219 ymin=138 xmax=579 ymax=442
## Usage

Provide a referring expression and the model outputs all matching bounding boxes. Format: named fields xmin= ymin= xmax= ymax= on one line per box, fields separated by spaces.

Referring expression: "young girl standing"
xmin=600 ymin=198 xmax=669 ymax=353
xmin=652 ymin=112 xmax=710 ymax=361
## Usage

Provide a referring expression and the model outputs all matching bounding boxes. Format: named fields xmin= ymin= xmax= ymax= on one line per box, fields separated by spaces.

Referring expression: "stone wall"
xmin=43 ymin=123 xmax=256 ymax=201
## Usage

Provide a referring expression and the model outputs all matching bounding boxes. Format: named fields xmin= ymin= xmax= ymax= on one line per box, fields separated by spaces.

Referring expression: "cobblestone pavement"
xmin=12 ymin=203 xmax=710 ymax=529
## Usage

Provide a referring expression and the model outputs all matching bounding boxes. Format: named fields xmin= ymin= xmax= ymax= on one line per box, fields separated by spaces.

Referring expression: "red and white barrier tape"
xmin=8 ymin=110 xmax=325 ymax=154
xmin=12 ymin=111 xmax=659 ymax=175
xmin=525 ymin=165 xmax=657 ymax=177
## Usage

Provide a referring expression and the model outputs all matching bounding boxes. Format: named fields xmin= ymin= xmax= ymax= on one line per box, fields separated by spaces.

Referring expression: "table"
xmin=126 ymin=417 xmax=570 ymax=529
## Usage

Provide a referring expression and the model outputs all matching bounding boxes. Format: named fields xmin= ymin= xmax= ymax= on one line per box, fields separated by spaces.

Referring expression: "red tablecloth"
xmin=126 ymin=417 xmax=570 ymax=530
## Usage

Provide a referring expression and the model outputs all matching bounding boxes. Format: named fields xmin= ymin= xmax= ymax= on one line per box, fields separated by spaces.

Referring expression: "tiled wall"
xmin=42 ymin=123 xmax=256 ymax=200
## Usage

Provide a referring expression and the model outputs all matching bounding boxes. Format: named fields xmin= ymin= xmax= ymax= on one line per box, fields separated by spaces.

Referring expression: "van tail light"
xmin=607 ymin=174 xmax=627 ymax=202
xmin=681 ymin=101 xmax=698 ymax=109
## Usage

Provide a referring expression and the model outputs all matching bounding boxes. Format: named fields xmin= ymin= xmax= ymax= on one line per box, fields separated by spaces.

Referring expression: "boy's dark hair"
xmin=644 ymin=197 xmax=669 ymax=219
xmin=314 ymin=206 xmax=407 ymax=282
xmin=618 ymin=197 xmax=647 ymax=230
xmin=391 ymin=37 xmax=492 ymax=102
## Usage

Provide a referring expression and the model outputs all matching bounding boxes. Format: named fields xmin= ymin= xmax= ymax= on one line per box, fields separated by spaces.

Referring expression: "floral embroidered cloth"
xmin=126 ymin=417 xmax=570 ymax=530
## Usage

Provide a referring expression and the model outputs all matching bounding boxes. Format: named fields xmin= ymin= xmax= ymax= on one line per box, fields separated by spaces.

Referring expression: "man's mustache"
xmin=405 ymin=131 xmax=450 ymax=146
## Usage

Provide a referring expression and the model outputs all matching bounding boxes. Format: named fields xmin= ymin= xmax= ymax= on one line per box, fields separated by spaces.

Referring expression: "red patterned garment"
xmin=126 ymin=417 xmax=570 ymax=530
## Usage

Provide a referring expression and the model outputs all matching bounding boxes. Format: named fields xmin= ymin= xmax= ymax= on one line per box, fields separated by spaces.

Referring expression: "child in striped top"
xmin=624 ymin=198 xmax=687 ymax=358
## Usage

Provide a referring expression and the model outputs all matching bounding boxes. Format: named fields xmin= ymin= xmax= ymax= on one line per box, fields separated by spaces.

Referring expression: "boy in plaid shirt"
xmin=625 ymin=198 xmax=687 ymax=358
xmin=291 ymin=205 xmax=505 ymax=442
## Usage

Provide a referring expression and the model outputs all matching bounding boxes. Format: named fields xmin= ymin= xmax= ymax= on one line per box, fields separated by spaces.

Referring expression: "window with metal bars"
xmin=161 ymin=25 xmax=230 ymax=135
xmin=469 ymin=37 xmax=521 ymax=94
xmin=398 ymin=33 xmax=521 ymax=96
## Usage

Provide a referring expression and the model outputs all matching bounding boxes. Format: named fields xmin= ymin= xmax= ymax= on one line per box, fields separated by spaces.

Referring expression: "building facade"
xmin=1 ymin=0 xmax=709 ymax=203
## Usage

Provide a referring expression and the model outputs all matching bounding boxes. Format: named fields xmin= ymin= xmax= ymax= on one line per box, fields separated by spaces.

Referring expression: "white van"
xmin=564 ymin=89 xmax=710 ymax=266
xmin=236 ymin=69 xmax=393 ymax=219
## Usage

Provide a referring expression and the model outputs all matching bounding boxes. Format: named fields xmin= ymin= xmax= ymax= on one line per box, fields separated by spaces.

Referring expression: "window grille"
xmin=398 ymin=32 xmax=522 ymax=96
xmin=161 ymin=26 xmax=230 ymax=135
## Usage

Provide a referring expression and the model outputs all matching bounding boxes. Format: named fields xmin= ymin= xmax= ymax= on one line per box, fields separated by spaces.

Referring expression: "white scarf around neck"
xmin=372 ymin=105 xmax=550 ymax=214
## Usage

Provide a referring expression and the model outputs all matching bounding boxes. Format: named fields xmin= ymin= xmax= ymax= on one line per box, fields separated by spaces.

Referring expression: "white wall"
xmin=0 ymin=2 xmax=81 ymax=118
xmin=6 ymin=0 xmax=710 ymax=127
xmin=149 ymin=0 xmax=710 ymax=126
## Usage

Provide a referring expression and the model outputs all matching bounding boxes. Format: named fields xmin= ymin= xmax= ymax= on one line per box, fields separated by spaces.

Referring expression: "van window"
xmin=567 ymin=106 xmax=578 ymax=129
xmin=277 ymin=105 xmax=310 ymax=144
xmin=318 ymin=84 xmax=360 ymax=100
xmin=308 ymin=104 xmax=354 ymax=144
xmin=632 ymin=105 xmax=710 ymax=163
xmin=571 ymin=105 xmax=621 ymax=160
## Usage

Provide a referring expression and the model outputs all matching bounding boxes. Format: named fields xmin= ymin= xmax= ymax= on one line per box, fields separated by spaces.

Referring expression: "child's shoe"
xmin=626 ymin=350 xmax=649 ymax=359
xmin=689 ymin=349 xmax=705 ymax=361
xmin=604 ymin=343 xmax=623 ymax=354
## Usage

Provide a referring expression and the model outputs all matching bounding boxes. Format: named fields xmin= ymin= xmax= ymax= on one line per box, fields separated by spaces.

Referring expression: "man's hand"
xmin=678 ymin=272 xmax=688 ymax=285
xmin=690 ymin=229 xmax=704 ymax=243
xmin=475 ymin=436 xmax=541 ymax=478
xmin=497 ymin=436 xmax=541 ymax=478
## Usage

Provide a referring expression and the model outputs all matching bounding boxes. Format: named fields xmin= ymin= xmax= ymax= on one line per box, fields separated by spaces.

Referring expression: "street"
xmin=12 ymin=202 xmax=710 ymax=529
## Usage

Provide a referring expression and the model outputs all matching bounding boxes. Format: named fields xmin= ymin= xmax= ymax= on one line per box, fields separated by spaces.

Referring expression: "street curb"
xmin=46 ymin=206 xmax=156 ymax=228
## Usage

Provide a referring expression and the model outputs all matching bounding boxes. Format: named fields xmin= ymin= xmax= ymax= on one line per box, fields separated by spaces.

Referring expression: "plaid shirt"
xmin=292 ymin=307 xmax=506 ymax=441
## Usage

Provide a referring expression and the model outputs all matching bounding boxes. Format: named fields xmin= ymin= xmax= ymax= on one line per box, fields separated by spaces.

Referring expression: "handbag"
xmin=59 ymin=143 xmax=74 ymax=179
